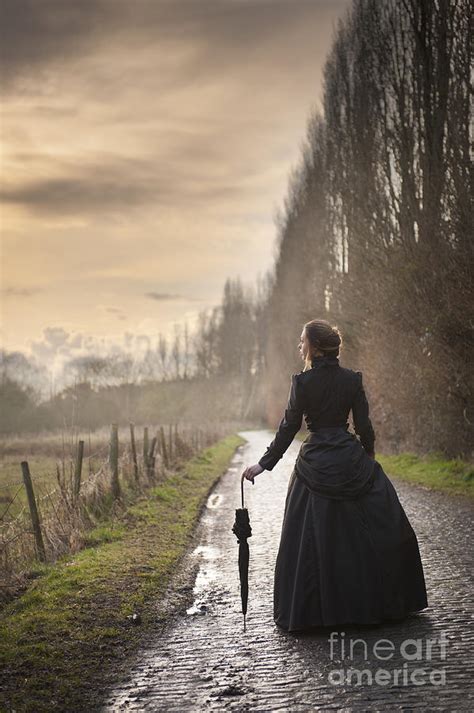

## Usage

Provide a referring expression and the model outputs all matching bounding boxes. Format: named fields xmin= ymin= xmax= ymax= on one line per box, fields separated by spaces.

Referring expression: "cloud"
xmin=1 ymin=286 xmax=43 ymax=297
xmin=0 ymin=0 xmax=108 ymax=89
xmin=0 ymin=157 xmax=164 ymax=216
xmin=0 ymin=147 xmax=265 ymax=218
xmin=69 ymin=334 xmax=83 ymax=349
xmin=42 ymin=326 xmax=70 ymax=349
xmin=102 ymin=306 xmax=128 ymax=321
xmin=28 ymin=326 xmax=158 ymax=379
xmin=145 ymin=292 xmax=201 ymax=302
xmin=1 ymin=0 xmax=347 ymax=89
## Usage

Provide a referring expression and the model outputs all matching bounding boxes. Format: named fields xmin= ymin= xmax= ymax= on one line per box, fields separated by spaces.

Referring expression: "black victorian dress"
xmin=258 ymin=354 xmax=428 ymax=633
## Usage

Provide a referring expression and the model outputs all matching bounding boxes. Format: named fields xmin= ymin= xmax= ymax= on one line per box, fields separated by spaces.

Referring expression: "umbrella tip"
xmin=243 ymin=613 xmax=246 ymax=632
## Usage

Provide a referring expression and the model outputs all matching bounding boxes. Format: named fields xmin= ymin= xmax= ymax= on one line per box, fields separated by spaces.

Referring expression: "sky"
xmin=1 ymin=0 xmax=350 ymax=373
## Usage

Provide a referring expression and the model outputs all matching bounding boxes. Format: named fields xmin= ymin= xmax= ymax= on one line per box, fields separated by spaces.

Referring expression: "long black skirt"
xmin=273 ymin=427 xmax=429 ymax=633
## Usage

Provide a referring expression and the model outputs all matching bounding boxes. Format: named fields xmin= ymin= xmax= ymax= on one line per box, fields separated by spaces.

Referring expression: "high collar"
xmin=311 ymin=354 xmax=339 ymax=369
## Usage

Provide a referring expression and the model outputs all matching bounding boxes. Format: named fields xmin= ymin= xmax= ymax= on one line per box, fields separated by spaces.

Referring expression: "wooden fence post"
xmin=21 ymin=461 xmax=46 ymax=562
xmin=147 ymin=437 xmax=157 ymax=483
xmin=109 ymin=423 xmax=121 ymax=499
xmin=129 ymin=422 xmax=139 ymax=483
xmin=159 ymin=426 xmax=169 ymax=469
xmin=143 ymin=427 xmax=149 ymax=472
xmin=88 ymin=429 xmax=93 ymax=475
xmin=174 ymin=423 xmax=182 ymax=458
xmin=168 ymin=423 xmax=173 ymax=464
xmin=74 ymin=440 xmax=84 ymax=500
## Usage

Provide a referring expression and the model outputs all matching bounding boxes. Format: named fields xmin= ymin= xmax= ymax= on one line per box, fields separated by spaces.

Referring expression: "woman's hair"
xmin=303 ymin=319 xmax=342 ymax=371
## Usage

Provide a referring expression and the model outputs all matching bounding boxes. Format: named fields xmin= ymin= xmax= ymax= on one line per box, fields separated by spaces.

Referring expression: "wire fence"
xmin=0 ymin=421 xmax=235 ymax=599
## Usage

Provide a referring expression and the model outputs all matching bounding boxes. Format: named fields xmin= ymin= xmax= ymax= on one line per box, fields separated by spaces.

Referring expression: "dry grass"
xmin=0 ymin=422 xmax=235 ymax=598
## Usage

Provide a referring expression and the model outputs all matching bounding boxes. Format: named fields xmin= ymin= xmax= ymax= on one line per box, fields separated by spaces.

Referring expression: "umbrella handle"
xmin=241 ymin=477 xmax=245 ymax=509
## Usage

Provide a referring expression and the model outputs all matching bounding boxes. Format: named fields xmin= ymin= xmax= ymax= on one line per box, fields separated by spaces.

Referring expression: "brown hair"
xmin=303 ymin=319 xmax=342 ymax=371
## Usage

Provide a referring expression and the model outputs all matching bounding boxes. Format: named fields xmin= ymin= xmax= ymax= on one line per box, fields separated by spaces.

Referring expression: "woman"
xmin=242 ymin=319 xmax=428 ymax=633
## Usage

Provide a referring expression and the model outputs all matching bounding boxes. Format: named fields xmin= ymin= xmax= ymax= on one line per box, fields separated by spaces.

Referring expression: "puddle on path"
xmin=206 ymin=492 xmax=223 ymax=509
xmin=186 ymin=544 xmax=222 ymax=616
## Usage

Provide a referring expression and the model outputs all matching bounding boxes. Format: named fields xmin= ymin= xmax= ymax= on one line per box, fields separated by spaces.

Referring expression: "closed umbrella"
xmin=231 ymin=477 xmax=253 ymax=631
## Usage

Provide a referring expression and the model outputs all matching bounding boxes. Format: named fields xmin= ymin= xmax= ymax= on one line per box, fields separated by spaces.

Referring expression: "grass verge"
xmin=0 ymin=434 xmax=245 ymax=713
xmin=377 ymin=452 xmax=474 ymax=499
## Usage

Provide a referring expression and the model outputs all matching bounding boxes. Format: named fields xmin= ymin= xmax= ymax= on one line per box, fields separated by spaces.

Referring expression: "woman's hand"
xmin=241 ymin=463 xmax=265 ymax=485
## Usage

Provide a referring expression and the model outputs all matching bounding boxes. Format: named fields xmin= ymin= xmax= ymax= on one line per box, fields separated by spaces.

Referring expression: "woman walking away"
xmin=242 ymin=319 xmax=428 ymax=634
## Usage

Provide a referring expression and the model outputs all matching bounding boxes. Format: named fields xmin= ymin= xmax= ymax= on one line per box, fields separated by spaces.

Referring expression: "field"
xmin=0 ymin=428 xmax=117 ymax=519
xmin=0 ymin=422 xmax=234 ymax=592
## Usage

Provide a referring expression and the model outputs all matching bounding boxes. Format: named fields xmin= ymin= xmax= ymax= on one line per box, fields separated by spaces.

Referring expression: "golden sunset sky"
xmin=1 ymin=0 xmax=350 ymax=369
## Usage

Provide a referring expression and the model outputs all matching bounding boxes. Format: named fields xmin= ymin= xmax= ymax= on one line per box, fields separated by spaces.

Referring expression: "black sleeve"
xmin=352 ymin=371 xmax=376 ymax=455
xmin=258 ymin=374 xmax=305 ymax=471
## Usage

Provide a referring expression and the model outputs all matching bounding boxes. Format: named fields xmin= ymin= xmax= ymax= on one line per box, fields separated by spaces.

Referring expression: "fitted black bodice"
xmin=258 ymin=354 xmax=376 ymax=471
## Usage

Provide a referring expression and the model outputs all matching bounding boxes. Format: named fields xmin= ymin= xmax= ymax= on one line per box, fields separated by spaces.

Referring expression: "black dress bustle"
xmin=258 ymin=354 xmax=428 ymax=633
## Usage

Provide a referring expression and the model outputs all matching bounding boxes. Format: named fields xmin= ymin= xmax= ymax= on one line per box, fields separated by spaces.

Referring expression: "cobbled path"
xmin=105 ymin=430 xmax=474 ymax=711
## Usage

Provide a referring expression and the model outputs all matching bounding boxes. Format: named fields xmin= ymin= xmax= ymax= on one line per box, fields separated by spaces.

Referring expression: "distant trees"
xmin=64 ymin=355 xmax=110 ymax=390
xmin=0 ymin=378 xmax=38 ymax=433
xmin=193 ymin=277 xmax=265 ymax=380
xmin=0 ymin=277 xmax=271 ymax=432
xmin=0 ymin=350 xmax=48 ymax=432
xmin=0 ymin=349 xmax=49 ymax=398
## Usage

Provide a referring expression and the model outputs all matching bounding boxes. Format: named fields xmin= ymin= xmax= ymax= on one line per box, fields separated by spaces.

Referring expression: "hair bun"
xmin=304 ymin=319 xmax=343 ymax=359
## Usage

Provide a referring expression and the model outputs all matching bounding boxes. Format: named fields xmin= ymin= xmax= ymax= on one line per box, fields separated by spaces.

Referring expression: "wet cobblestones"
xmin=105 ymin=430 xmax=474 ymax=711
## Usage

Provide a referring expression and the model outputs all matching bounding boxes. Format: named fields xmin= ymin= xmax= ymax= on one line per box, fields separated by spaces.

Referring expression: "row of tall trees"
xmin=264 ymin=0 xmax=473 ymax=456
